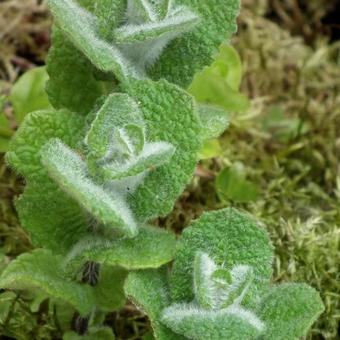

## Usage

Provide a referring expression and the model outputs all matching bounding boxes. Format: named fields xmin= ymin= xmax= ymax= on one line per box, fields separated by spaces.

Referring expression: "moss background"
xmin=0 ymin=0 xmax=339 ymax=339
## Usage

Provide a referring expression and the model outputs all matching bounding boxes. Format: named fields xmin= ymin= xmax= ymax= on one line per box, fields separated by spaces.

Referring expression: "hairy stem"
xmin=72 ymin=312 xmax=90 ymax=335
xmin=72 ymin=261 xmax=100 ymax=334
xmin=82 ymin=261 xmax=100 ymax=287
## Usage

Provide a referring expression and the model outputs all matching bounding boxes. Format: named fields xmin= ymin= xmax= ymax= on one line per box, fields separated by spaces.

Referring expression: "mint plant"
xmin=0 ymin=0 xmax=324 ymax=338
xmin=125 ymin=209 xmax=324 ymax=340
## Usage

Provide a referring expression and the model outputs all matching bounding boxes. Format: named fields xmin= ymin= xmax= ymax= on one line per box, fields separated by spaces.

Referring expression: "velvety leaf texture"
xmin=85 ymin=93 xmax=144 ymax=160
xmin=149 ymin=0 xmax=241 ymax=87
xmin=125 ymin=269 xmax=182 ymax=340
xmin=197 ymin=104 xmax=230 ymax=140
xmin=94 ymin=265 xmax=127 ymax=312
xmin=46 ymin=27 xmax=104 ymax=114
xmin=193 ymin=252 xmax=220 ymax=309
xmin=0 ymin=250 xmax=94 ymax=316
xmin=6 ymin=109 xmax=85 ymax=182
xmin=16 ymin=183 xmax=88 ymax=254
xmin=65 ymin=226 xmax=176 ymax=270
xmin=258 ymin=283 xmax=325 ymax=340
xmin=123 ymin=78 xmax=201 ymax=220
xmin=47 ymin=0 xmax=140 ymax=80
xmin=161 ymin=304 xmax=264 ymax=340
xmin=2 ymin=2 xmax=324 ymax=339
xmin=170 ymin=208 xmax=274 ymax=303
xmin=95 ymin=0 xmax=127 ymax=40
xmin=46 ymin=0 xmax=240 ymax=90
xmin=115 ymin=10 xmax=199 ymax=45
xmin=41 ymin=138 xmax=137 ymax=237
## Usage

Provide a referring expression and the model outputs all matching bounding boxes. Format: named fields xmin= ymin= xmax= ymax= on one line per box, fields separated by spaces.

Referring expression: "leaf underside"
xmin=0 ymin=250 xmax=94 ymax=315
xmin=0 ymin=250 xmax=127 ymax=316
xmin=162 ymin=304 xmax=263 ymax=340
xmin=41 ymin=138 xmax=137 ymax=237
xmin=66 ymin=225 xmax=176 ymax=270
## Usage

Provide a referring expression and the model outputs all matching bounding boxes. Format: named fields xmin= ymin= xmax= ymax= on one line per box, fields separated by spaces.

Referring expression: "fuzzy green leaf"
xmin=46 ymin=27 xmax=104 ymax=114
xmin=0 ymin=250 xmax=94 ymax=316
xmin=113 ymin=124 xmax=146 ymax=158
xmin=66 ymin=226 xmax=176 ymax=270
xmin=161 ymin=303 xmax=264 ymax=340
xmin=198 ymin=104 xmax=230 ymax=140
xmin=101 ymin=141 xmax=175 ymax=181
xmin=86 ymin=94 xmax=144 ymax=160
xmin=95 ymin=0 xmax=126 ymax=40
xmin=47 ymin=0 xmax=140 ymax=81
xmin=125 ymin=269 xmax=182 ymax=340
xmin=86 ymin=93 xmax=175 ymax=182
xmin=193 ymin=252 xmax=254 ymax=310
xmin=116 ymin=9 xmax=199 ymax=44
xmin=9 ymin=66 xmax=51 ymax=123
xmin=41 ymin=139 xmax=137 ymax=237
xmin=170 ymin=208 xmax=273 ymax=303
xmin=6 ymin=109 xmax=85 ymax=182
xmin=116 ymin=1 xmax=199 ymax=72
xmin=126 ymin=0 xmax=182 ymax=24
xmin=94 ymin=266 xmax=127 ymax=312
xmin=149 ymin=0 xmax=240 ymax=87
xmin=258 ymin=283 xmax=324 ymax=340
xmin=193 ymin=252 xmax=219 ymax=309
xmin=223 ymin=265 xmax=254 ymax=308
xmin=126 ymin=0 xmax=153 ymax=24
xmin=123 ymin=79 xmax=201 ymax=220
xmin=16 ymin=183 xmax=88 ymax=254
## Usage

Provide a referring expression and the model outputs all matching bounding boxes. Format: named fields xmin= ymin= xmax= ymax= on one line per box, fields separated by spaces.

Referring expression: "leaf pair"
xmin=47 ymin=0 xmax=199 ymax=82
xmin=8 ymin=79 xmax=201 ymax=249
xmin=193 ymin=253 xmax=254 ymax=310
xmin=41 ymin=138 xmax=139 ymax=237
xmin=85 ymin=93 xmax=175 ymax=183
xmin=162 ymin=253 xmax=265 ymax=339
xmin=46 ymin=0 xmax=240 ymax=113
xmin=40 ymin=93 xmax=175 ymax=238
xmin=117 ymin=0 xmax=200 ymax=70
xmin=125 ymin=208 xmax=324 ymax=340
